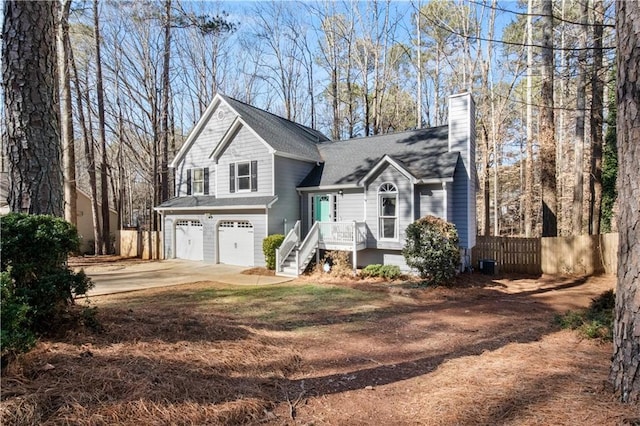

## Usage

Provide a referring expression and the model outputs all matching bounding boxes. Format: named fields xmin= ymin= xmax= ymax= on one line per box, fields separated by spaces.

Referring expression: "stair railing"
xmin=275 ymin=220 xmax=300 ymax=272
xmin=296 ymin=221 xmax=320 ymax=274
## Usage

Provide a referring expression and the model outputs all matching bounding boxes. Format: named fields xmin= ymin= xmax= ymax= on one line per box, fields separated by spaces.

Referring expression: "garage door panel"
xmin=175 ymin=220 xmax=204 ymax=261
xmin=218 ymin=221 xmax=254 ymax=267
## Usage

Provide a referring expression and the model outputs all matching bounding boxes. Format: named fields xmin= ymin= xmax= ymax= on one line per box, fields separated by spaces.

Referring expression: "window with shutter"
xmin=203 ymin=167 xmax=209 ymax=195
xmin=229 ymin=163 xmax=235 ymax=193
xmin=233 ymin=161 xmax=257 ymax=192
xmin=191 ymin=168 xmax=204 ymax=194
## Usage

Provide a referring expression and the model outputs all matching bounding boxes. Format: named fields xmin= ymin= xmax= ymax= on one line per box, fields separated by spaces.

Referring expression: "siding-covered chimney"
xmin=448 ymin=93 xmax=476 ymax=252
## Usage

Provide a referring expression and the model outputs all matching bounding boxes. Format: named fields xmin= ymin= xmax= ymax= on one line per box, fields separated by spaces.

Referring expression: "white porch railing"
xmin=318 ymin=221 xmax=367 ymax=250
xmin=275 ymin=220 xmax=300 ymax=273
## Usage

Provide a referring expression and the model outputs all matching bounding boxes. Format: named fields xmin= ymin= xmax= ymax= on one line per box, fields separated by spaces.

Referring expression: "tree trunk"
xmin=609 ymin=0 xmax=640 ymax=404
xmin=589 ymin=0 xmax=604 ymax=235
xmin=58 ymin=0 xmax=76 ymax=225
xmin=571 ymin=0 xmax=590 ymax=236
xmin=160 ymin=0 xmax=172 ymax=203
xmin=2 ymin=0 xmax=63 ymax=216
xmin=94 ymin=0 xmax=111 ymax=253
xmin=524 ymin=0 xmax=534 ymax=237
xmin=539 ymin=0 xmax=557 ymax=237
xmin=68 ymin=25 xmax=102 ymax=255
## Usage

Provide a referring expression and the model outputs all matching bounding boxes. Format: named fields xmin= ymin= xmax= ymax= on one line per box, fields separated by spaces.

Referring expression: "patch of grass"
xmin=195 ymin=284 xmax=385 ymax=329
xmin=105 ymin=283 xmax=387 ymax=331
xmin=555 ymin=290 xmax=614 ymax=341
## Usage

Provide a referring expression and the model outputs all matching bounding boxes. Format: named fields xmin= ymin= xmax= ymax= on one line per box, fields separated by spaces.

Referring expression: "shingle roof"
xmin=221 ymin=96 xmax=327 ymax=162
xmin=156 ymin=195 xmax=277 ymax=210
xmin=299 ymin=126 xmax=458 ymax=187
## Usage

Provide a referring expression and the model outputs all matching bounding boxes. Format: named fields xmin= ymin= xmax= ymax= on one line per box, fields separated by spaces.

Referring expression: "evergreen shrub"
xmin=262 ymin=234 xmax=285 ymax=270
xmin=402 ymin=215 xmax=460 ymax=286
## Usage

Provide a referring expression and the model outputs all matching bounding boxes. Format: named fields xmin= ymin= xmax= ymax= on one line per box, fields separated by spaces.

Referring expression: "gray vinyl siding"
xmin=216 ymin=125 xmax=273 ymax=198
xmin=269 ymin=156 xmax=315 ymax=235
xmin=164 ymin=216 xmax=174 ymax=259
xmin=365 ymin=165 xmax=413 ymax=250
xmin=416 ymin=184 xmax=445 ymax=219
xmin=451 ymin=158 xmax=469 ymax=248
xmin=174 ymin=102 xmax=236 ymax=196
xmin=164 ymin=210 xmax=267 ymax=266
xmin=336 ymin=189 xmax=365 ymax=222
xmin=357 ymin=249 xmax=412 ymax=272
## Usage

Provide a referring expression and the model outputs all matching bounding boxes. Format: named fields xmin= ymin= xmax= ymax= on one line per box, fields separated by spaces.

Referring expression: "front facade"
xmin=156 ymin=93 xmax=476 ymax=274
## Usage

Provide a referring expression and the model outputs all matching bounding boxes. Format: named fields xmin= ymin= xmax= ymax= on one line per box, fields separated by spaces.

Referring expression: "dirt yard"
xmin=1 ymin=263 xmax=638 ymax=425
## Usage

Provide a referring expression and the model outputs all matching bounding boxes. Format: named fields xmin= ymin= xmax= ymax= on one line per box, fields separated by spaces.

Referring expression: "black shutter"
xmin=186 ymin=169 xmax=192 ymax=195
xmin=229 ymin=163 xmax=235 ymax=193
xmin=203 ymin=167 xmax=209 ymax=195
xmin=250 ymin=160 xmax=258 ymax=192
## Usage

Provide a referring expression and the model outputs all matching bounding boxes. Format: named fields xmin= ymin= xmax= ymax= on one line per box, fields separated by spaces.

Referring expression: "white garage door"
xmin=175 ymin=220 xmax=204 ymax=261
xmin=218 ymin=221 xmax=254 ymax=267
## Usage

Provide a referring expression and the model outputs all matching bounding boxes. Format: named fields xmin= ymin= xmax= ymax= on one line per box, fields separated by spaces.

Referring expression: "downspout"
xmin=442 ymin=182 xmax=448 ymax=221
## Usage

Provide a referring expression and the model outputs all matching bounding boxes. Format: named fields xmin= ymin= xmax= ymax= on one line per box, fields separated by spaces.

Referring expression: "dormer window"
xmin=378 ymin=183 xmax=398 ymax=240
xmin=229 ymin=161 xmax=258 ymax=193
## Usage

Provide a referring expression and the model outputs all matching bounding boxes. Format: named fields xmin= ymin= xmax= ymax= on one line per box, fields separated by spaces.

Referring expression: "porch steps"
xmin=277 ymin=247 xmax=316 ymax=277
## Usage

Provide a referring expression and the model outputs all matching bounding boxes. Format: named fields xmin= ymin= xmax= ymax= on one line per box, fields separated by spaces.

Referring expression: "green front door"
xmin=315 ymin=195 xmax=331 ymax=222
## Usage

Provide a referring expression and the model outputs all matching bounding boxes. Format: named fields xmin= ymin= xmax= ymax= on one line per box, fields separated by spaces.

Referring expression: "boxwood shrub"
xmin=1 ymin=213 xmax=93 ymax=359
xmin=262 ymin=234 xmax=285 ymax=270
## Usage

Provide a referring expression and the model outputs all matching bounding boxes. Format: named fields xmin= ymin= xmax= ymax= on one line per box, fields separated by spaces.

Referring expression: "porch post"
xmin=352 ymin=220 xmax=358 ymax=274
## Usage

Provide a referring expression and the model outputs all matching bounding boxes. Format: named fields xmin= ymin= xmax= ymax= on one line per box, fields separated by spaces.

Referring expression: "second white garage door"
xmin=218 ymin=221 xmax=255 ymax=267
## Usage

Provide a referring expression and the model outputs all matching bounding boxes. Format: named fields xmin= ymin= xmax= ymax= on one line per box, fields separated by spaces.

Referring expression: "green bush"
xmin=402 ymin=215 xmax=460 ymax=286
xmin=1 ymin=271 xmax=36 ymax=358
xmin=1 ymin=213 xmax=93 ymax=337
xmin=262 ymin=234 xmax=285 ymax=270
xmin=361 ymin=264 xmax=383 ymax=278
xmin=555 ymin=290 xmax=614 ymax=341
xmin=360 ymin=264 xmax=401 ymax=280
xmin=381 ymin=265 xmax=401 ymax=280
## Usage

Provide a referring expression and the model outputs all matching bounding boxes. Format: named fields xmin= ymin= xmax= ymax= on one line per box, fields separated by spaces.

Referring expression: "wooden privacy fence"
xmin=117 ymin=230 xmax=163 ymax=260
xmin=472 ymin=233 xmax=618 ymax=276
xmin=472 ymin=236 xmax=542 ymax=274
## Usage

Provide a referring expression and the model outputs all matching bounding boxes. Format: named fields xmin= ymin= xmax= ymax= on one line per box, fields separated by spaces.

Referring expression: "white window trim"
xmin=378 ymin=183 xmax=398 ymax=241
xmin=236 ymin=161 xmax=252 ymax=192
xmin=192 ymin=167 xmax=205 ymax=195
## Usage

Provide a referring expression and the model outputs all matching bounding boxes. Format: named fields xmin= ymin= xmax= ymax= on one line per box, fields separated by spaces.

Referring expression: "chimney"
xmin=448 ymin=93 xmax=477 ymax=252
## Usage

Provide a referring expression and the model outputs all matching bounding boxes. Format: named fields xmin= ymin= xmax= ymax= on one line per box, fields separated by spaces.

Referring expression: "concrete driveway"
xmin=81 ymin=259 xmax=294 ymax=296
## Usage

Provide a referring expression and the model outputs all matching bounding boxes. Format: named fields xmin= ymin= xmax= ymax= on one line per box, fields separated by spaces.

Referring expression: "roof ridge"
xmin=324 ymin=125 xmax=449 ymax=144
xmin=220 ymin=94 xmax=327 ymax=142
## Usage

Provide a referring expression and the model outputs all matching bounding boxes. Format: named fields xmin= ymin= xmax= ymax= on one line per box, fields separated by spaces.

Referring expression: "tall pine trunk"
xmin=524 ymin=0 xmax=534 ymax=237
xmin=2 ymin=0 xmax=63 ymax=216
xmin=589 ymin=0 xmax=604 ymax=235
xmin=540 ymin=0 xmax=557 ymax=237
xmin=69 ymin=24 xmax=102 ymax=254
xmin=58 ymin=0 xmax=76 ymax=225
xmin=160 ymin=0 xmax=172 ymax=203
xmin=93 ymin=0 xmax=111 ymax=253
xmin=609 ymin=0 xmax=640 ymax=404
xmin=571 ymin=0 xmax=590 ymax=236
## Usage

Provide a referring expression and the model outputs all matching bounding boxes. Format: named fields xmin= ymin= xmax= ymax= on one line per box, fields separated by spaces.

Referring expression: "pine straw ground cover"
xmin=1 ymin=272 xmax=639 ymax=425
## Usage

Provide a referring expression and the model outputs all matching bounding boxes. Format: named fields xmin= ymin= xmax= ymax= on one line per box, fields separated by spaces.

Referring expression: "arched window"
xmin=378 ymin=183 xmax=398 ymax=239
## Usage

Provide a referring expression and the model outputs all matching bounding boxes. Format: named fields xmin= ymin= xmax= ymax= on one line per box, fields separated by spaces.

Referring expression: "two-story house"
xmin=156 ymin=93 xmax=476 ymax=276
